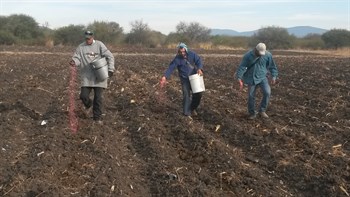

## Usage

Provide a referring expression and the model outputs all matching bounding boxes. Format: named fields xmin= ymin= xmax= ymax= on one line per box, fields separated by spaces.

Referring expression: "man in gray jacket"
xmin=69 ymin=30 xmax=115 ymax=123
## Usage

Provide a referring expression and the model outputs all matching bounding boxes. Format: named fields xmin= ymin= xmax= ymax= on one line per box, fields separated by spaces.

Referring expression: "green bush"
xmin=54 ymin=25 xmax=85 ymax=46
xmin=250 ymin=26 xmax=296 ymax=49
xmin=0 ymin=30 xmax=17 ymax=45
xmin=321 ymin=29 xmax=350 ymax=49
xmin=295 ymin=34 xmax=325 ymax=49
xmin=211 ymin=35 xmax=249 ymax=48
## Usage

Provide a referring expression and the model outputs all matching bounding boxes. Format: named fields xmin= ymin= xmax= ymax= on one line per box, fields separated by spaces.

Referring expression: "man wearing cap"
xmin=235 ymin=43 xmax=278 ymax=120
xmin=160 ymin=43 xmax=204 ymax=117
xmin=69 ymin=30 xmax=115 ymax=123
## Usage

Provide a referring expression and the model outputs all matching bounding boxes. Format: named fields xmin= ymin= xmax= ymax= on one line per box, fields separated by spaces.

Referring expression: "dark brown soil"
xmin=0 ymin=45 xmax=349 ymax=197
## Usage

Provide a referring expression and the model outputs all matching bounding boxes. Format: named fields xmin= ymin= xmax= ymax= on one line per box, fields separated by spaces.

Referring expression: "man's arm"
xmin=235 ymin=55 xmax=249 ymax=80
xmin=267 ymin=54 xmax=278 ymax=84
xmin=100 ymin=42 xmax=115 ymax=72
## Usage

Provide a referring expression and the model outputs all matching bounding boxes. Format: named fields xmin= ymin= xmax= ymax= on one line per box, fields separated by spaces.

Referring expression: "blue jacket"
xmin=236 ymin=50 xmax=278 ymax=85
xmin=164 ymin=50 xmax=203 ymax=79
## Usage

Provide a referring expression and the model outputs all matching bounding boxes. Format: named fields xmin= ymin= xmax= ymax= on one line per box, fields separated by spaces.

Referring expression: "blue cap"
xmin=177 ymin=42 xmax=188 ymax=52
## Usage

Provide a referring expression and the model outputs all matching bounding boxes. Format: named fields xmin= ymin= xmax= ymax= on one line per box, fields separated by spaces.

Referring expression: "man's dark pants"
xmin=80 ymin=87 xmax=103 ymax=120
xmin=181 ymin=78 xmax=202 ymax=116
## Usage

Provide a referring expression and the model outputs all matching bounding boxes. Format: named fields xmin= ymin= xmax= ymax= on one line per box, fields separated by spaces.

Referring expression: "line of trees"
xmin=1 ymin=14 xmax=350 ymax=49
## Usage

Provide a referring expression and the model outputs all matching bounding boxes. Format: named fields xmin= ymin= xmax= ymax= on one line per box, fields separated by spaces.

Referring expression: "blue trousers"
xmin=181 ymin=78 xmax=202 ymax=116
xmin=247 ymin=78 xmax=271 ymax=115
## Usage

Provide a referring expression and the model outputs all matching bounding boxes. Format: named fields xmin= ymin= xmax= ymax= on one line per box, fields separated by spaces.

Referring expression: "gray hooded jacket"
xmin=72 ymin=40 xmax=115 ymax=88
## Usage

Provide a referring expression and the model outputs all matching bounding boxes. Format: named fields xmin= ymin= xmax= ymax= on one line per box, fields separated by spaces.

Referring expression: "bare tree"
xmin=168 ymin=21 xmax=211 ymax=45
xmin=126 ymin=19 xmax=154 ymax=47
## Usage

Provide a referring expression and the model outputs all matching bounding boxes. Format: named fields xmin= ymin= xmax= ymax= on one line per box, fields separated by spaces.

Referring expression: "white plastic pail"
xmin=189 ymin=74 xmax=205 ymax=93
xmin=91 ymin=58 xmax=108 ymax=81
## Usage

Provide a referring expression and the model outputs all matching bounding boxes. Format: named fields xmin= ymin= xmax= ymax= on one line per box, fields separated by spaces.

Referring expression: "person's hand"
xmin=197 ymin=69 xmax=203 ymax=76
xmin=271 ymin=79 xmax=276 ymax=85
xmin=238 ymin=79 xmax=244 ymax=91
xmin=160 ymin=76 xmax=166 ymax=88
xmin=108 ymin=71 xmax=114 ymax=78
xmin=270 ymin=77 xmax=278 ymax=85
xmin=69 ymin=60 xmax=75 ymax=67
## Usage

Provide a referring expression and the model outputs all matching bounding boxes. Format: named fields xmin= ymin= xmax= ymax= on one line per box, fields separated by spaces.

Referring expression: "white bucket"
xmin=91 ymin=57 xmax=108 ymax=81
xmin=189 ymin=74 xmax=205 ymax=93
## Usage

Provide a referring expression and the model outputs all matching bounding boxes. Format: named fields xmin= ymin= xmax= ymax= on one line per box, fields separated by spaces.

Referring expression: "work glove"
xmin=108 ymin=71 xmax=114 ymax=77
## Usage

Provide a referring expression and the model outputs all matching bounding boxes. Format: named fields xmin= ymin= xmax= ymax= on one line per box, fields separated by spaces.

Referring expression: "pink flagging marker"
xmin=69 ymin=66 xmax=78 ymax=133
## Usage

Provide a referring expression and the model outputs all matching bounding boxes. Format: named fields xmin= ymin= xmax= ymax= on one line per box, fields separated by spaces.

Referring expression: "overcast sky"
xmin=1 ymin=0 xmax=349 ymax=34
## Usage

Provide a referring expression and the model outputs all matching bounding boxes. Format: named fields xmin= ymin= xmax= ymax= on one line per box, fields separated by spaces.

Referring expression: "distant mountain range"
xmin=210 ymin=26 xmax=328 ymax=38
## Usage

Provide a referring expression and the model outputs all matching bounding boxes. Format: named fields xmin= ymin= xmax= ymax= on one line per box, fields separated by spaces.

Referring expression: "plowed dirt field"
xmin=0 ymin=46 xmax=349 ymax=196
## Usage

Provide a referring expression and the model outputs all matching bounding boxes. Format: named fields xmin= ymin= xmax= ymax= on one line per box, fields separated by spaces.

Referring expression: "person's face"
xmin=254 ymin=48 xmax=261 ymax=57
xmin=85 ymin=37 xmax=94 ymax=45
xmin=178 ymin=48 xmax=187 ymax=58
